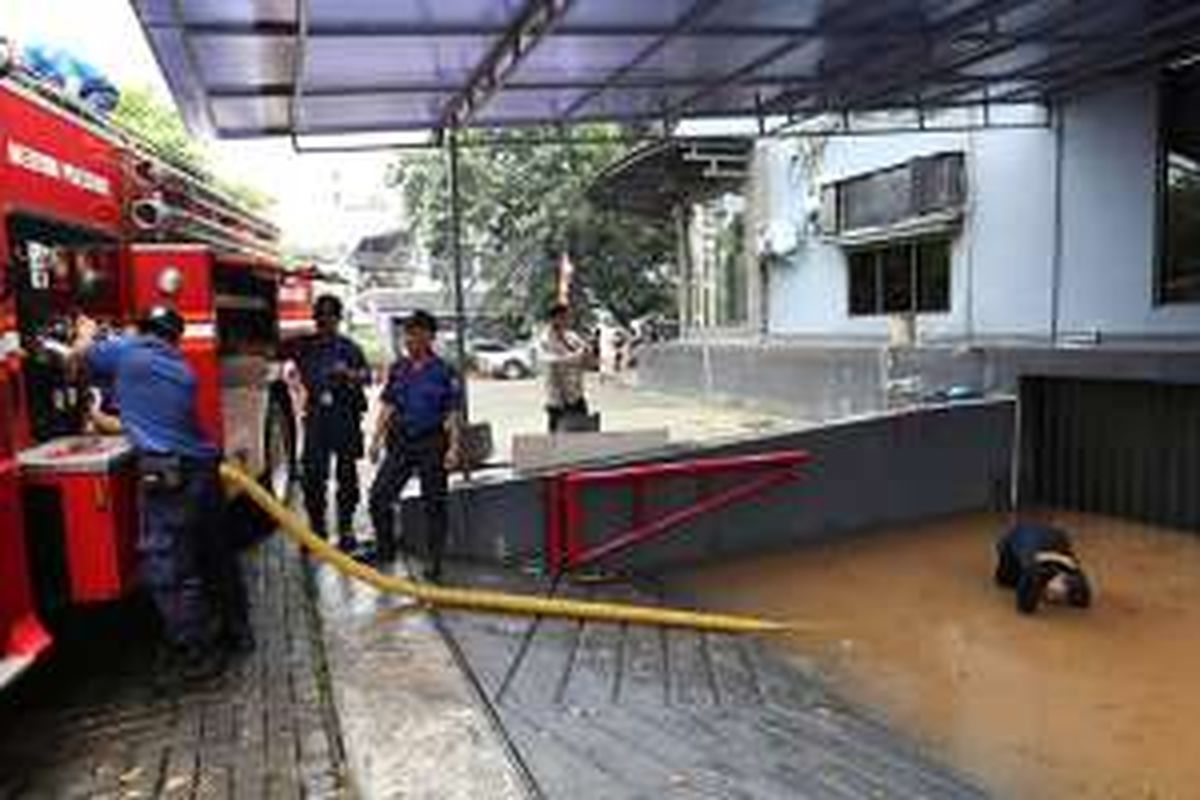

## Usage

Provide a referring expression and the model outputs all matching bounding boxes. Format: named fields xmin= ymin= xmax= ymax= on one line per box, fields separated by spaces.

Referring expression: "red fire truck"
xmin=0 ymin=59 xmax=309 ymax=687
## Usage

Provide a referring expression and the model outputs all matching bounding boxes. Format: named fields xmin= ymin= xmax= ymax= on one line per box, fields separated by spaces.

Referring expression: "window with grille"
xmin=824 ymin=153 xmax=965 ymax=236
xmin=1160 ymin=62 xmax=1200 ymax=304
xmin=846 ymin=239 xmax=951 ymax=316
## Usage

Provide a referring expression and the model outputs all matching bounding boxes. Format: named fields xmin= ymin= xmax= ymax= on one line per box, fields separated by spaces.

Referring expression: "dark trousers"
xmin=547 ymin=399 xmax=589 ymax=433
xmin=368 ymin=430 xmax=448 ymax=568
xmin=138 ymin=456 xmax=249 ymax=649
xmin=302 ymin=415 xmax=362 ymax=538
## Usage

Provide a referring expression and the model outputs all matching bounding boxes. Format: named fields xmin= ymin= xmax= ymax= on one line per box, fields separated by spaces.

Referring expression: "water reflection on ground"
xmin=678 ymin=512 xmax=1200 ymax=799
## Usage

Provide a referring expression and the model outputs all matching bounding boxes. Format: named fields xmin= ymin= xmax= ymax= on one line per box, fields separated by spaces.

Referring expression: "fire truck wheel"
xmin=263 ymin=388 xmax=296 ymax=501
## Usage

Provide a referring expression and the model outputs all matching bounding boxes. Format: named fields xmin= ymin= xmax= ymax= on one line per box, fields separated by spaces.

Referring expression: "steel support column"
xmin=449 ymin=128 xmax=470 ymax=417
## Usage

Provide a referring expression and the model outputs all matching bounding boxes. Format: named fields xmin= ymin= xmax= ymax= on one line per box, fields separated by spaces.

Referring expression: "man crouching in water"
xmin=995 ymin=519 xmax=1092 ymax=614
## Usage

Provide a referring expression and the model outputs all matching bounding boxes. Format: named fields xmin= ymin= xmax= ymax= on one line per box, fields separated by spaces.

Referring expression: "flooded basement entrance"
xmin=676 ymin=512 xmax=1200 ymax=799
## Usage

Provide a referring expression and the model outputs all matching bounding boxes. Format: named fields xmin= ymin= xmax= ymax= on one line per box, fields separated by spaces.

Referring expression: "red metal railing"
xmin=546 ymin=451 xmax=810 ymax=575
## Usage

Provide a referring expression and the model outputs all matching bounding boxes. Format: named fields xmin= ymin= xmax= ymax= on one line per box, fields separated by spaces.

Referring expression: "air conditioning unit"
xmin=755 ymin=142 xmax=809 ymax=261
xmin=757 ymin=218 xmax=800 ymax=259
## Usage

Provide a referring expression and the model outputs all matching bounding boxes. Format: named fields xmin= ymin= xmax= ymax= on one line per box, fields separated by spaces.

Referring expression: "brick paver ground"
xmin=0 ymin=538 xmax=346 ymax=799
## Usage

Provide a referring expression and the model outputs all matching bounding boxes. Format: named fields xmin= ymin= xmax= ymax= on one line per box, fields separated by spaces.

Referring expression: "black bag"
xmin=560 ymin=410 xmax=601 ymax=433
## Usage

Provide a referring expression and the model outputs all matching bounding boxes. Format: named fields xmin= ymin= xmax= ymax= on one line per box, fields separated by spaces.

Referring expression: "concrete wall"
xmin=1057 ymin=76 xmax=1200 ymax=339
xmin=637 ymin=338 xmax=885 ymax=420
xmin=426 ymin=401 xmax=1014 ymax=573
xmin=968 ymin=128 xmax=1057 ymax=339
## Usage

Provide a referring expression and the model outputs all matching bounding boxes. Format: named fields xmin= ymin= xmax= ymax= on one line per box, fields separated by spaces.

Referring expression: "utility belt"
xmin=388 ymin=423 xmax=446 ymax=448
xmin=306 ymin=385 xmax=367 ymax=415
xmin=137 ymin=452 xmax=217 ymax=492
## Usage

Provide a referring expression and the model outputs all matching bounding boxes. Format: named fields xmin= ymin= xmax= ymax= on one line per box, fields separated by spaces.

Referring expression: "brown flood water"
xmin=677 ymin=512 xmax=1200 ymax=800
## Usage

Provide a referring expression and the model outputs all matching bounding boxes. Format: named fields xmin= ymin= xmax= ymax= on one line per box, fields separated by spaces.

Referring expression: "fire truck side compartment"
xmin=0 ymin=459 xmax=53 ymax=670
xmin=18 ymin=436 xmax=138 ymax=606
xmin=0 ymin=70 xmax=296 ymax=676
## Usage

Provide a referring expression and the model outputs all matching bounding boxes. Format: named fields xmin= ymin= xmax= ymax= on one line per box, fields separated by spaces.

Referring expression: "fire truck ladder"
xmin=6 ymin=64 xmax=280 ymax=262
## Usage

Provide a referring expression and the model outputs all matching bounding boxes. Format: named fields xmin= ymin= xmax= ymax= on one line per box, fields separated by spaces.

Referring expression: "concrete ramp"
xmin=435 ymin=563 xmax=988 ymax=799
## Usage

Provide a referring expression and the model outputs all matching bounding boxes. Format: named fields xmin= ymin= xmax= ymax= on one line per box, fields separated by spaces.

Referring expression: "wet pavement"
xmin=422 ymin=565 xmax=985 ymax=799
xmin=468 ymin=375 xmax=797 ymax=462
xmin=312 ymin=558 xmax=528 ymax=800
xmin=678 ymin=511 xmax=1200 ymax=800
xmin=0 ymin=538 xmax=345 ymax=799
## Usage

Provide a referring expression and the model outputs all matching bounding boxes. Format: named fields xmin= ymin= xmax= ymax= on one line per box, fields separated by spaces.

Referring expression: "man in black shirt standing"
xmin=283 ymin=295 xmax=370 ymax=552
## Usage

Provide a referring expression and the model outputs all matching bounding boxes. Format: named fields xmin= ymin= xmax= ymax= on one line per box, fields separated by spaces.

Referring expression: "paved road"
xmin=0 ymin=539 xmax=345 ymax=799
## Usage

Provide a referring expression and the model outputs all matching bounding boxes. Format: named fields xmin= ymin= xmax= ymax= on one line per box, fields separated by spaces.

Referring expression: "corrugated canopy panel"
xmin=131 ymin=0 xmax=1200 ymax=139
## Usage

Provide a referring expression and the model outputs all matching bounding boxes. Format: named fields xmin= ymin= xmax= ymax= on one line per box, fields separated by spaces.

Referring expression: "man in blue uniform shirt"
xmin=281 ymin=295 xmax=370 ymax=551
xmin=368 ymin=310 xmax=462 ymax=579
xmin=73 ymin=306 xmax=250 ymax=676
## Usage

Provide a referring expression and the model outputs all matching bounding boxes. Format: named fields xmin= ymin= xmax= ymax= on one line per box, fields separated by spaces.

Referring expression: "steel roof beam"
xmin=146 ymin=19 xmax=1131 ymax=45
xmin=437 ymin=0 xmax=575 ymax=131
xmin=209 ymin=73 xmax=1011 ymax=100
xmin=986 ymin=2 xmax=1200 ymax=104
xmin=288 ymin=0 xmax=309 ymax=147
xmin=895 ymin=0 xmax=1147 ymax=109
xmin=762 ymin=0 xmax=1045 ymax=118
xmin=670 ymin=0 xmax=1035 ymax=123
xmin=164 ymin=0 xmax=219 ymax=136
xmin=556 ymin=0 xmax=725 ymax=124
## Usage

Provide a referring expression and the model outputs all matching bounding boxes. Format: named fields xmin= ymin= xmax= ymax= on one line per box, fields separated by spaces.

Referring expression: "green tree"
xmin=112 ymin=85 xmax=209 ymax=175
xmin=389 ymin=127 xmax=675 ymax=330
xmin=112 ymin=86 xmax=274 ymax=213
xmin=217 ymin=179 xmax=275 ymax=214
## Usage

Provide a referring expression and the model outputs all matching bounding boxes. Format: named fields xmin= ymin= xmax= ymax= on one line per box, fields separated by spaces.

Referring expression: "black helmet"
xmin=313 ymin=294 xmax=343 ymax=321
xmin=138 ymin=305 xmax=185 ymax=343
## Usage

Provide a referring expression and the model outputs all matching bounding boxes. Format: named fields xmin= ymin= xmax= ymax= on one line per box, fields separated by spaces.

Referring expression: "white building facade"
xmin=741 ymin=69 xmax=1200 ymax=347
xmin=641 ymin=66 xmax=1200 ymax=420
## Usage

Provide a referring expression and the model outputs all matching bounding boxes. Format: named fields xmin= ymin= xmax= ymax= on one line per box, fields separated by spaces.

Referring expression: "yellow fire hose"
xmin=219 ymin=462 xmax=789 ymax=634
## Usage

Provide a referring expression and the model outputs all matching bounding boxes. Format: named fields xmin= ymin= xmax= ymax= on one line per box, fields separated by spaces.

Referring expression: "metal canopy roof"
xmin=131 ymin=0 xmax=1200 ymax=141
xmin=588 ymin=138 xmax=752 ymax=218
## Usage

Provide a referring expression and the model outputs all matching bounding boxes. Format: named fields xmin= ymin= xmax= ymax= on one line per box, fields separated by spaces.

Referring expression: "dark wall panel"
xmin=1020 ymin=377 xmax=1200 ymax=530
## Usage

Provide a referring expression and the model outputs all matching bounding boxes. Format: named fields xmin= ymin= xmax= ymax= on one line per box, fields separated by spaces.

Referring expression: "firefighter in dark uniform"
xmin=73 ymin=306 xmax=251 ymax=676
xmin=368 ymin=310 xmax=463 ymax=579
xmin=281 ymin=294 xmax=370 ymax=552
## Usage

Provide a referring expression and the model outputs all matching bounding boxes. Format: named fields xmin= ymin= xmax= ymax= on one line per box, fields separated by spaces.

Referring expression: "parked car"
xmin=470 ymin=339 xmax=535 ymax=379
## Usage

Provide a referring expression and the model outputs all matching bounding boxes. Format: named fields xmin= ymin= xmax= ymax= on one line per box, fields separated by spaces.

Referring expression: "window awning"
xmin=131 ymin=0 xmax=1200 ymax=141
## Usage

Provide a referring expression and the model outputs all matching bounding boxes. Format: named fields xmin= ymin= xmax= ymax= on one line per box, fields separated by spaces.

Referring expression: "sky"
xmin=3 ymin=0 xmax=399 ymax=254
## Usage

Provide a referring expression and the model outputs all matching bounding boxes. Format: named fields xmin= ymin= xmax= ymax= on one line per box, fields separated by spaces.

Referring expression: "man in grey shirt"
xmin=538 ymin=303 xmax=591 ymax=432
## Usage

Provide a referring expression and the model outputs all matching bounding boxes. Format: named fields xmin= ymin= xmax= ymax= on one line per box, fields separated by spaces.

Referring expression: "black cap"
xmin=402 ymin=308 xmax=438 ymax=334
xmin=314 ymin=294 xmax=343 ymax=320
xmin=138 ymin=305 xmax=185 ymax=343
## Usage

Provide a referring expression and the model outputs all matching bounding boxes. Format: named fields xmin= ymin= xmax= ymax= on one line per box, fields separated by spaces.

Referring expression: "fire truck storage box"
xmin=18 ymin=436 xmax=137 ymax=604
